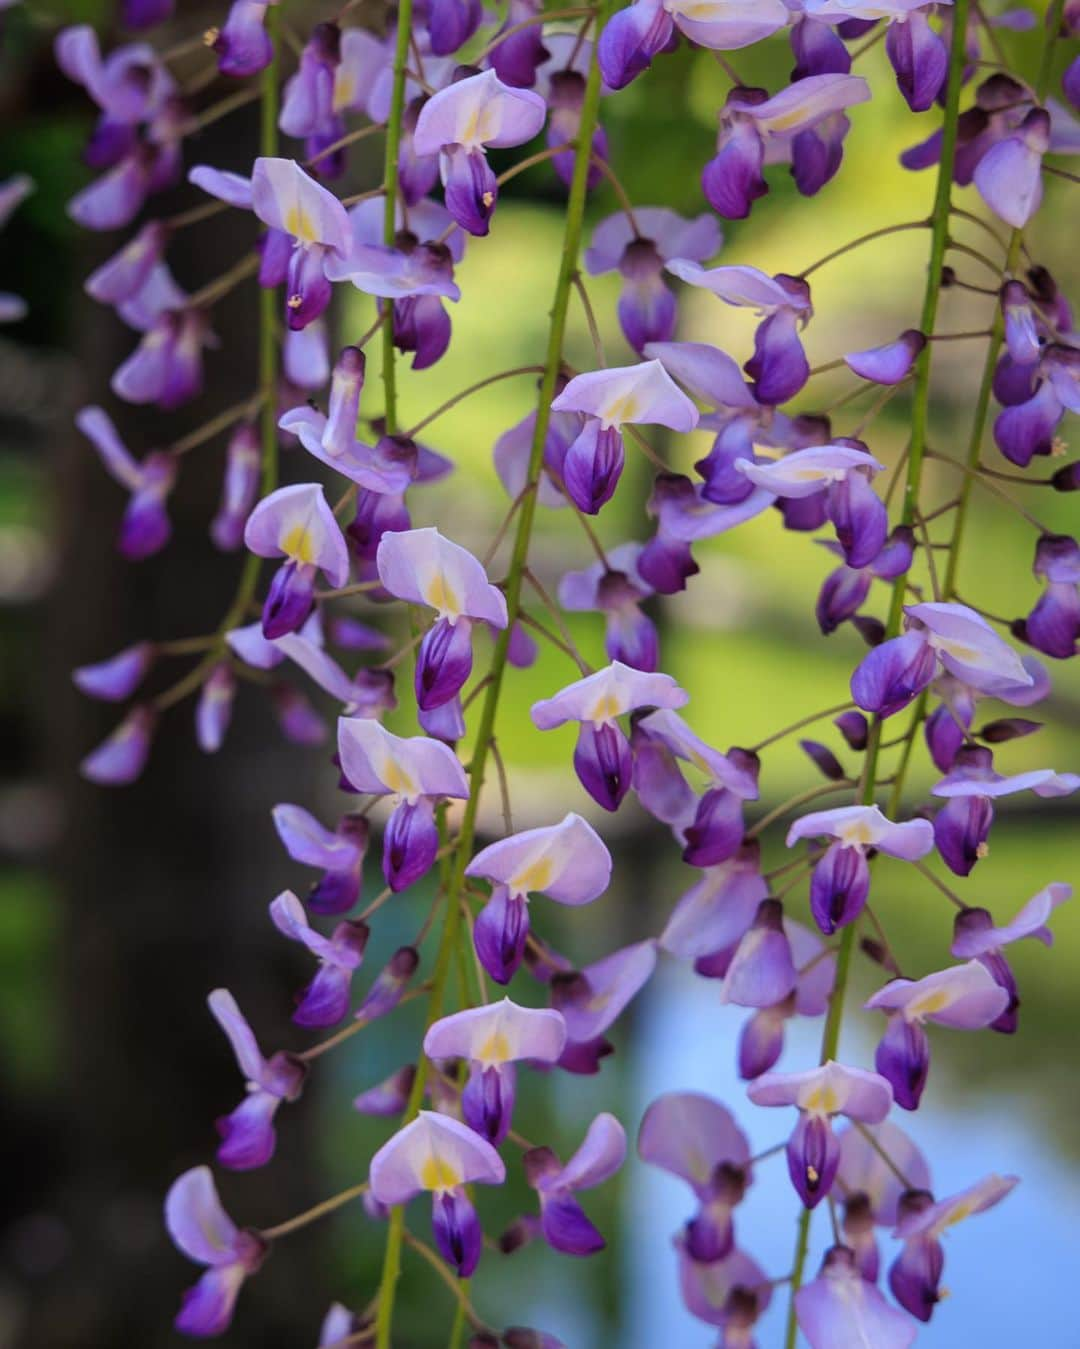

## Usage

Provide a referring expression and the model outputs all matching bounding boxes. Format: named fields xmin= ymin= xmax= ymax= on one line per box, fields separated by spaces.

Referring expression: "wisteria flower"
xmin=424 ymin=998 xmax=566 ymax=1143
xmin=558 ymin=543 xmax=658 ymax=671
xmin=806 ymin=0 xmax=952 ymax=111
xmin=519 ymin=1112 xmax=626 ymax=1255
xmin=377 ymin=526 xmax=508 ymax=711
xmin=208 ymin=988 xmax=306 ymax=1169
xmin=738 ymin=919 xmax=837 ymax=1080
xmin=676 ymin=1241 xmax=772 ymax=1343
xmin=465 ymin=812 xmax=612 ymax=983
xmin=165 ymin=1167 xmax=266 ymax=1337
xmin=550 ymin=359 xmax=698 ymax=513
xmin=550 ymin=939 xmax=658 ymax=1072
xmin=974 ymin=107 xmax=1050 ymax=228
xmin=412 ymin=70 xmax=546 ymax=236
xmin=76 ymin=406 xmax=176 ymax=558
xmin=747 ymin=1060 xmax=893 ymax=1208
xmin=951 ymin=882 xmax=1071 ymax=1032
xmin=584 ymin=208 xmax=720 ymax=352
xmin=786 ymin=805 xmax=934 ymax=934
xmin=1021 ymin=533 xmax=1080 ymax=659
xmin=80 ymin=704 xmax=157 ymax=786
xmin=368 ymin=1109 xmax=505 ymax=1275
xmin=272 ymin=802 xmax=368 ymax=914
xmin=864 ymin=960 xmax=1009 ymax=1109
xmin=890 ymin=1173 xmax=1018 ymax=1322
xmin=243 ymin=483 xmax=350 ymax=638
xmin=74 ymin=641 xmax=155 ymax=702
xmin=638 ymin=1092 xmax=751 ymax=1261
xmin=836 ymin=1117 xmax=932 ymax=1279
xmin=795 ymin=1245 xmax=916 ymax=1349
xmin=251 ymin=157 xmax=352 ymax=329
xmin=930 ymin=745 xmax=1079 ymax=876
xmin=336 ymin=717 xmax=469 ymax=889
xmin=269 ymin=891 xmax=369 ymax=1027
xmin=531 ymin=661 xmax=689 ymax=810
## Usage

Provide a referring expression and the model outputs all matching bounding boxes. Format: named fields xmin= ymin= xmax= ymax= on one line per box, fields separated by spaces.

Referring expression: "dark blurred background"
xmin=1 ymin=2 xmax=1078 ymax=1346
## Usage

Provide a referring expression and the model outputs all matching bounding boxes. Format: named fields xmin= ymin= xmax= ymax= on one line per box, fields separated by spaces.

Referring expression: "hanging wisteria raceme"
xmin=58 ymin=0 xmax=1080 ymax=1343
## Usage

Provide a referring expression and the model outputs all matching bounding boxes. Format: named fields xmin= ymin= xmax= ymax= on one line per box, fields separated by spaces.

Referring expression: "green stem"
xmin=943 ymin=0 xmax=1066 ymax=599
xmin=782 ymin=5 xmax=972 ymax=1343
xmin=380 ymin=0 xmax=415 ymax=434
xmin=370 ymin=10 xmax=610 ymax=1344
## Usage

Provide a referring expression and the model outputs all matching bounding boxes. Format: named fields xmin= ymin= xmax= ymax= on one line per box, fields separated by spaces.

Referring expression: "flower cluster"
xmin=56 ymin=0 xmax=1079 ymax=1343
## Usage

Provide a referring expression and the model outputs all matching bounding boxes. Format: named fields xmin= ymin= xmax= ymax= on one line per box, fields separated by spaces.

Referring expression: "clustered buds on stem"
xmin=46 ymin=0 xmax=1078 ymax=1343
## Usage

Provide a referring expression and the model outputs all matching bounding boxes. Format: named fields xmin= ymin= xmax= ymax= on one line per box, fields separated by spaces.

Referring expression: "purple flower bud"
xmin=800 ymin=739 xmax=846 ymax=781
xmin=490 ymin=0 xmax=546 ymax=87
xmin=353 ymin=1064 xmax=416 ymax=1116
xmin=272 ymin=682 xmax=328 ymax=745
xmin=886 ymin=10 xmax=948 ymax=112
xmin=211 ymin=422 xmax=261 ymax=551
xmin=73 ymin=641 xmax=156 ymax=702
xmin=835 ymin=710 xmax=868 ymax=750
xmin=597 ymin=0 xmax=674 ymax=90
xmin=212 ymin=0 xmax=274 ymax=78
xmin=80 ymin=704 xmax=156 ymax=785
xmin=85 ymin=220 xmax=169 ymax=305
xmin=195 ymin=662 xmax=237 ymax=754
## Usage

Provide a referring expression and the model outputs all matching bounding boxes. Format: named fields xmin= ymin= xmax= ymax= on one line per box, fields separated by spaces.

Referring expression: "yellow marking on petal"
xmin=837 ymin=818 xmax=877 ymax=848
xmin=942 ymin=1203 xmax=973 ymax=1229
xmin=512 ymin=856 xmax=554 ymax=895
xmin=590 ymin=690 xmax=622 ymax=723
xmin=381 ymin=756 xmax=419 ymax=799
xmin=285 ymin=203 xmax=318 ymax=245
xmin=908 ymin=988 xmax=951 ymax=1019
xmin=476 ymin=1030 xmax=512 ymax=1065
xmin=420 ymin=1155 xmax=461 ymax=1191
xmin=802 ymin=1083 xmax=840 ymax=1115
xmin=333 ymin=73 xmax=356 ymax=112
xmin=762 ymin=105 xmax=815 ymax=134
xmin=281 ymin=523 xmax=317 ymax=564
xmin=425 ymin=571 xmax=461 ymax=618
xmin=601 ymin=391 xmax=641 ymax=427
xmin=586 ymin=991 xmax=611 ymax=1014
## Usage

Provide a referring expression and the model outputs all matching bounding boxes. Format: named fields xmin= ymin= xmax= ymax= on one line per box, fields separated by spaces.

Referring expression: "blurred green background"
xmin=0 ymin=2 xmax=1077 ymax=1346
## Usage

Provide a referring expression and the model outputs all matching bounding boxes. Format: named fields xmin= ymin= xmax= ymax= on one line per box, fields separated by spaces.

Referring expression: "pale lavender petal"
xmin=465 ymin=813 xmax=612 ymax=904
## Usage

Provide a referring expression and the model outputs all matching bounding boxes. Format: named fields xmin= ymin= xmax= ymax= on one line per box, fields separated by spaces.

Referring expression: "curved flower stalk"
xmin=52 ymin=0 xmax=1079 ymax=1342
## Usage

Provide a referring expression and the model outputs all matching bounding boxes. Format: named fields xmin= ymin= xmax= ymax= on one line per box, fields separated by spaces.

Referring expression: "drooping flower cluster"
xmin=53 ymin=0 xmax=1079 ymax=1343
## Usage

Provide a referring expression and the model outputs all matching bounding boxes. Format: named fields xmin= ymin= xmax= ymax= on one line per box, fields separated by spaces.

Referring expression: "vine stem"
xmin=782 ymin=3 xmax=973 ymax=1342
xmin=379 ymin=0 xmax=415 ymax=436
xmin=369 ymin=8 xmax=611 ymax=1344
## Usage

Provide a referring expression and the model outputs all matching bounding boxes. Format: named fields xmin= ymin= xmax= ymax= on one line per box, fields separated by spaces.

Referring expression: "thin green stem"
xmin=370 ymin=12 xmax=610 ymax=1344
xmin=783 ymin=7 xmax=972 ymax=1344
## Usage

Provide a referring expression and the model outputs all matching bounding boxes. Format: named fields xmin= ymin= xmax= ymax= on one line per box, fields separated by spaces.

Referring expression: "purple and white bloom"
xmin=354 ymin=945 xmax=420 ymax=1026
xmin=165 ymin=1167 xmax=266 ymax=1338
xmin=244 ymin=483 xmax=350 ymax=638
xmin=412 ymin=70 xmax=546 ymax=235
xmin=738 ymin=919 xmax=837 ymax=1080
xmin=951 ymin=883 xmax=1071 ymax=1033
xmin=76 ymin=406 xmax=176 ymax=559
xmin=336 ymin=717 xmax=469 ymax=890
xmin=816 ymin=527 xmax=915 ymax=635
xmin=377 ymin=527 xmax=508 ymax=710
xmin=638 ymin=1092 xmax=751 ymax=1262
xmin=269 ymin=891 xmax=369 ymax=1027
xmin=836 ymin=1118 xmax=932 ymax=1278
xmin=806 ymin=0 xmax=952 ymax=111
xmin=701 ymin=75 xmax=870 ymax=220
xmin=80 ymin=704 xmax=156 ymax=785
xmin=795 ymin=1245 xmax=916 ymax=1349
xmin=493 ymin=379 xmax=584 ymax=510
xmin=844 ymin=329 xmax=927 ymax=385
xmin=585 ymin=208 xmax=720 ymax=352
xmin=531 ymin=661 xmax=689 ymax=810
xmin=890 ymin=1173 xmax=1018 ymax=1322
xmin=852 ymin=601 xmax=1033 ymax=718
xmin=666 ymin=261 xmax=815 ymax=406
xmin=208 ymin=988 xmax=306 ymax=1170
xmin=930 ymin=745 xmax=1080 ymax=876
xmin=279 ymin=22 xmax=345 ymax=171
xmin=211 ymin=0 xmax=275 ymax=77
xmin=598 ymin=0 xmax=788 ymax=90
xmin=368 ymin=1109 xmax=505 ymax=1276
xmin=676 ymin=1241 xmax=771 ymax=1342
xmin=1022 ymin=532 xmax=1080 ymax=659
xmin=521 ymin=1112 xmax=626 ymax=1255
xmin=272 ymin=802 xmax=368 ymax=915
xmin=74 ymin=641 xmax=155 ymax=701
xmin=251 ymin=158 xmax=352 ymax=329
xmin=748 ymin=1061 xmax=893 ymax=1208
xmin=558 ymin=543 xmax=658 ymax=671
xmin=280 ymin=405 xmax=417 ymax=494
xmin=424 ymin=998 xmax=566 ymax=1143
xmin=111 ymin=308 xmax=213 ymax=410
xmin=466 ymin=812 xmax=612 ymax=983
xmin=994 ymin=343 xmax=1079 ymax=468
xmin=737 ymin=441 xmax=888 ymax=568
xmin=55 ymin=25 xmax=174 ymax=126
xmin=864 ymin=960 xmax=1009 ymax=1110
xmin=786 ymin=805 xmax=934 ymax=935
xmin=210 ymin=422 xmax=261 ymax=552
xmin=84 ymin=219 xmax=168 ymax=308
xmin=551 ymin=939 xmax=658 ymax=1072
xmin=659 ymin=845 xmax=767 ymax=962
xmin=550 ymin=359 xmax=699 ymax=513
xmin=974 ymin=106 xmax=1050 ymax=228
